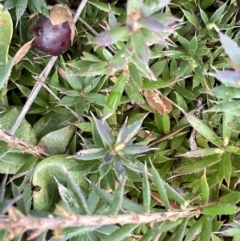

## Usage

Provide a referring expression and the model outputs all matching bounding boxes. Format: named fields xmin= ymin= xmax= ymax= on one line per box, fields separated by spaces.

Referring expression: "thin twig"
xmin=33 ymin=76 xmax=79 ymax=119
xmin=10 ymin=0 xmax=88 ymax=135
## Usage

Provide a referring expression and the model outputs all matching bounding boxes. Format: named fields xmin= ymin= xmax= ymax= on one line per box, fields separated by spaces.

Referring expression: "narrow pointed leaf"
xmin=124 ymin=116 xmax=146 ymax=144
xmin=104 ymin=75 xmax=127 ymax=115
xmin=92 ymin=115 xmax=114 ymax=148
xmin=142 ymin=163 xmax=150 ymax=213
xmin=123 ymin=145 xmax=152 ymax=155
xmin=209 ymin=70 xmax=240 ymax=86
xmin=93 ymin=26 xmax=129 ymax=46
xmin=54 ymin=177 xmax=77 ymax=210
xmin=200 ymin=216 xmax=212 ymax=241
xmin=66 ymin=172 xmax=90 ymax=214
xmin=175 ymin=155 xmax=222 ymax=176
xmin=185 ymin=113 xmax=223 ymax=147
xmin=201 ymin=170 xmax=209 ymax=203
xmin=104 ymin=224 xmax=139 ymax=241
xmin=116 ymin=120 xmax=127 ymax=144
xmin=130 ymin=31 xmax=149 ymax=66
xmin=202 ymin=204 xmax=240 ymax=215
xmin=220 ymin=192 xmax=240 ymax=205
xmin=222 ymin=152 xmax=231 ymax=187
xmin=164 ymin=182 xmax=185 ymax=205
xmin=170 ymin=218 xmax=188 ymax=241
xmin=73 ymin=148 xmax=106 ymax=160
xmin=111 ymin=179 xmax=125 ymax=215
xmin=141 ymin=0 xmax=171 ymax=16
xmin=208 ymin=86 xmax=240 ymax=99
xmin=218 ymin=31 xmax=240 ymax=70
xmin=93 ymin=184 xmax=145 ymax=213
xmin=150 ymin=161 xmax=170 ymax=209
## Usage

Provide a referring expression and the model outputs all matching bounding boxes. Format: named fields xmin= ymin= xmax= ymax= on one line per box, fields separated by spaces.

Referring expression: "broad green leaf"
xmin=37 ymin=125 xmax=75 ymax=155
xmin=170 ymin=218 xmax=188 ymax=241
xmin=3 ymin=0 xmax=16 ymax=10
xmin=93 ymin=26 xmax=129 ymax=46
xmin=202 ymin=204 xmax=240 ymax=215
xmin=0 ymin=3 xmax=12 ymax=70
xmin=0 ymin=107 xmax=37 ymax=145
xmin=15 ymin=0 xmax=27 ymax=24
xmin=218 ymin=31 xmax=240 ymax=70
xmin=0 ymin=59 xmax=13 ymax=90
xmin=28 ymin=0 xmax=48 ymax=17
xmin=142 ymin=163 xmax=150 ymax=213
xmin=104 ymin=224 xmax=139 ymax=241
xmin=104 ymin=75 xmax=127 ymax=115
xmin=32 ymin=155 xmax=85 ymax=211
xmin=127 ymin=0 xmax=143 ymax=15
xmin=185 ymin=113 xmax=223 ymax=147
xmin=150 ymin=161 xmax=170 ymax=209
xmin=200 ymin=216 xmax=212 ymax=241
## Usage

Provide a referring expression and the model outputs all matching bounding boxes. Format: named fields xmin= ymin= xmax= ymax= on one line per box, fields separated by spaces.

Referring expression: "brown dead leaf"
xmin=13 ymin=38 xmax=34 ymax=65
xmin=50 ymin=4 xmax=75 ymax=43
xmin=144 ymin=90 xmax=172 ymax=114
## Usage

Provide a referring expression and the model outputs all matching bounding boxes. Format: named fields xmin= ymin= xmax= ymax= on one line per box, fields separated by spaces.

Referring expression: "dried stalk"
xmin=2 ymin=206 xmax=198 ymax=232
xmin=0 ymin=129 xmax=49 ymax=157
xmin=10 ymin=0 xmax=88 ymax=135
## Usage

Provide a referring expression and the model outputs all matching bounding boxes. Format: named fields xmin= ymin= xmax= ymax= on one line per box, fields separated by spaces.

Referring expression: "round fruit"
xmin=31 ymin=15 xmax=72 ymax=56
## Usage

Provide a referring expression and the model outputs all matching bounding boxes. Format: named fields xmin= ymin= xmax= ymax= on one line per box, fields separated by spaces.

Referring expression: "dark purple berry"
xmin=31 ymin=16 xmax=72 ymax=56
